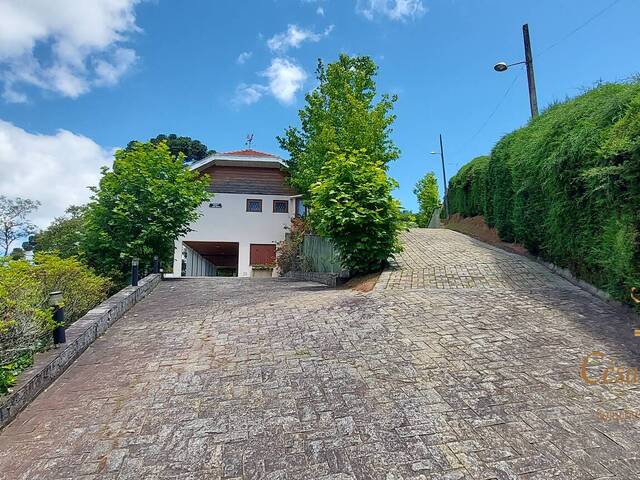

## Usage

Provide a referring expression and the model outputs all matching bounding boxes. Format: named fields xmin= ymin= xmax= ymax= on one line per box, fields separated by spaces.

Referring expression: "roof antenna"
xmin=245 ymin=133 xmax=254 ymax=148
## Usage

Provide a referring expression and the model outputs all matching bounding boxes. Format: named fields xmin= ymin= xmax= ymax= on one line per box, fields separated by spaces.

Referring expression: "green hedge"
xmin=447 ymin=80 xmax=640 ymax=302
xmin=447 ymin=155 xmax=490 ymax=218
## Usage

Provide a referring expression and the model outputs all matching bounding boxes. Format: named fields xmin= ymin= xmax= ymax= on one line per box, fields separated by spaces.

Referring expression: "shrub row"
xmin=0 ymin=254 xmax=109 ymax=393
xmin=446 ymin=80 xmax=640 ymax=303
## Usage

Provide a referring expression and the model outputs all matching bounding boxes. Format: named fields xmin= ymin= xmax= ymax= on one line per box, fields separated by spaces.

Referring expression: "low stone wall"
xmin=285 ymin=271 xmax=347 ymax=287
xmin=0 ymin=274 xmax=161 ymax=429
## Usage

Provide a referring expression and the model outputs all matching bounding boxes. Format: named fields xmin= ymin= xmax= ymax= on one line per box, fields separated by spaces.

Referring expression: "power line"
xmin=538 ymin=0 xmax=624 ymax=57
xmin=449 ymin=0 xmax=624 ymax=166
xmin=451 ymin=71 xmax=522 ymax=158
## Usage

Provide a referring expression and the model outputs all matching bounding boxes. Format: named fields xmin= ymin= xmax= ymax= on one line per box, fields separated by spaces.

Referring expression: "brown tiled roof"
xmin=221 ymin=149 xmax=278 ymax=158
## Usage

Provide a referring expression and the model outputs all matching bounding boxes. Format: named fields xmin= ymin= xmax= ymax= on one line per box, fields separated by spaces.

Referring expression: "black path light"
xmin=49 ymin=291 xmax=66 ymax=346
xmin=153 ymin=255 xmax=160 ymax=274
xmin=131 ymin=257 xmax=139 ymax=287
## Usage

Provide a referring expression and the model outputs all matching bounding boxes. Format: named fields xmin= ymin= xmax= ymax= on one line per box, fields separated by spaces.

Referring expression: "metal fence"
xmin=302 ymin=235 xmax=344 ymax=274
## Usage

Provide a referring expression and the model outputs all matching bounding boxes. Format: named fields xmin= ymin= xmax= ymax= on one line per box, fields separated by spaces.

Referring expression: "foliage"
xmin=400 ymin=210 xmax=418 ymax=228
xmin=9 ymin=248 xmax=25 ymax=260
xmin=29 ymin=253 xmax=111 ymax=324
xmin=32 ymin=205 xmax=85 ymax=258
xmin=0 ymin=260 xmax=51 ymax=338
xmin=0 ymin=254 xmax=109 ymax=394
xmin=446 ymin=81 xmax=640 ymax=303
xmin=276 ymin=217 xmax=308 ymax=274
xmin=278 ymin=54 xmax=399 ymax=194
xmin=82 ymin=141 xmax=211 ymax=282
xmin=0 ymin=351 xmax=34 ymax=395
xmin=413 ymin=172 xmax=441 ymax=227
xmin=447 ymin=156 xmax=490 ymax=218
xmin=310 ymin=149 xmax=403 ymax=274
xmin=0 ymin=196 xmax=41 ymax=257
xmin=125 ymin=134 xmax=214 ymax=163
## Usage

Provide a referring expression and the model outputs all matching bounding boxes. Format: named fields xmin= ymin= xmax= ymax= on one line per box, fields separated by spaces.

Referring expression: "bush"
xmin=0 ymin=254 xmax=110 ymax=393
xmin=276 ymin=217 xmax=308 ymax=274
xmin=310 ymin=149 xmax=403 ymax=274
xmin=446 ymin=80 xmax=640 ymax=303
xmin=447 ymin=156 xmax=489 ymax=218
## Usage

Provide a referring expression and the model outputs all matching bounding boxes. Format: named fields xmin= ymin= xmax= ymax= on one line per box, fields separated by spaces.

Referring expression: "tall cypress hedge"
xmin=447 ymin=80 xmax=640 ymax=302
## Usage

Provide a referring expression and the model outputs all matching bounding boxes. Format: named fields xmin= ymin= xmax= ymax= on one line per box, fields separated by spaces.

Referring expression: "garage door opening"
xmin=183 ymin=241 xmax=239 ymax=277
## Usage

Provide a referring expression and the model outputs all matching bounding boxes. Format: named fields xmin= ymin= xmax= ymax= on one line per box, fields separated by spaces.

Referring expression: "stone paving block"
xmin=0 ymin=229 xmax=639 ymax=479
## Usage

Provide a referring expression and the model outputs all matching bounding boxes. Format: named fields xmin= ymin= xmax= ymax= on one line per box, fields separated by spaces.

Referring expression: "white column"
xmin=238 ymin=242 xmax=251 ymax=277
xmin=172 ymin=240 xmax=183 ymax=277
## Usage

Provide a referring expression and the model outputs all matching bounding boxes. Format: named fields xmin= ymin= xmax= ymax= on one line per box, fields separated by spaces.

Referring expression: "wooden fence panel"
xmin=302 ymin=235 xmax=343 ymax=274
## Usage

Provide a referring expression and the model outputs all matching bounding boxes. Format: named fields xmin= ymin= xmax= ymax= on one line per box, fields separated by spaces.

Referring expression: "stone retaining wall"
xmin=0 ymin=274 xmax=161 ymax=429
xmin=285 ymin=271 xmax=345 ymax=287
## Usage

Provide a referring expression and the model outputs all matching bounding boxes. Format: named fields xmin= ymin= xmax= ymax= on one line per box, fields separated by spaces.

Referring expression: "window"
xmin=273 ymin=200 xmax=289 ymax=213
xmin=295 ymin=198 xmax=307 ymax=217
xmin=246 ymin=199 xmax=262 ymax=212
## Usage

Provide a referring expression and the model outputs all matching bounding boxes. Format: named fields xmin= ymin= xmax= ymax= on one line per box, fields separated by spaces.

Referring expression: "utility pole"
xmin=522 ymin=24 xmax=539 ymax=118
xmin=439 ymin=134 xmax=449 ymax=219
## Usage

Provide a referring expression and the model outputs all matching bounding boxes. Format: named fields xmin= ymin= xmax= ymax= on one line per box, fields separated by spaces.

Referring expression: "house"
xmin=171 ymin=149 xmax=303 ymax=277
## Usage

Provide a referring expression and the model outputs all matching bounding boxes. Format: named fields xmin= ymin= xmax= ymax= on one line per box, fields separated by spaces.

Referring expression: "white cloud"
xmin=317 ymin=6 xmax=325 ymax=16
xmin=236 ymin=51 xmax=253 ymax=65
xmin=267 ymin=24 xmax=334 ymax=53
xmin=234 ymin=58 xmax=307 ymax=107
xmin=0 ymin=119 xmax=112 ymax=228
xmin=234 ymin=83 xmax=267 ymax=106
xmin=262 ymin=58 xmax=307 ymax=104
xmin=357 ymin=0 xmax=426 ymax=21
xmin=0 ymin=0 xmax=142 ymax=102
xmin=94 ymin=47 xmax=137 ymax=86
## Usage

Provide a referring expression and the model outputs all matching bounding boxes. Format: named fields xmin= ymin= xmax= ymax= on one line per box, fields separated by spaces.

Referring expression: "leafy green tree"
xmin=413 ymin=172 xmax=441 ymax=227
xmin=32 ymin=205 xmax=85 ymax=258
xmin=9 ymin=248 xmax=25 ymax=260
xmin=310 ymin=149 xmax=403 ymax=274
xmin=399 ymin=210 xmax=418 ymax=228
xmin=278 ymin=55 xmax=399 ymax=194
xmin=125 ymin=134 xmax=214 ymax=163
xmin=0 ymin=196 xmax=40 ymax=257
xmin=82 ymin=142 xmax=211 ymax=282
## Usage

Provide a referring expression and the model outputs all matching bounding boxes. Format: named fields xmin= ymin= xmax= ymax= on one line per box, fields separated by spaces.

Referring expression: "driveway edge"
xmin=0 ymin=274 xmax=162 ymax=430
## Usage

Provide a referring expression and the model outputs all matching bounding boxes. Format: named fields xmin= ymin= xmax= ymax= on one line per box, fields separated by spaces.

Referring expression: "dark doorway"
xmin=184 ymin=241 xmax=239 ymax=276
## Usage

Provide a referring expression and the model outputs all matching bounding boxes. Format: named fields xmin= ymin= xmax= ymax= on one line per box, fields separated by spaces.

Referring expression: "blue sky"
xmin=1 ymin=0 xmax=639 ymax=226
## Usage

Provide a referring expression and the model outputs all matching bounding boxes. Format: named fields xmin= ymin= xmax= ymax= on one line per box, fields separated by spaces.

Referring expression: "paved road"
xmin=1 ymin=229 xmax=640 ymax=479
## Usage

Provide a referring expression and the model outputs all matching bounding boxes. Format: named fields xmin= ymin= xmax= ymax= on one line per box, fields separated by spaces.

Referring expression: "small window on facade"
xmin=246 ymin=199 xmax=262 ymax=212
xmin=273 ymin=200 xmax=289 ymax=213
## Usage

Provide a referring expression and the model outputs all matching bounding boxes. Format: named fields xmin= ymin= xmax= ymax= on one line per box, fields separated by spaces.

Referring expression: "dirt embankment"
xmin=445 ymin=214 xmax=529 ymax=257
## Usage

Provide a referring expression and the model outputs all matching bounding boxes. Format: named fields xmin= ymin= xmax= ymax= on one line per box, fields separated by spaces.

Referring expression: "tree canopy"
xmin=413 ymin=172 xmax=440 ymax=227
xmin=32 ymin=205 xmax=85 ymax=258
xmin=82 ymin=141 xmax=211 ymax=282
xmin=278 ymin=54 xmax=399 ymax=194
xmin=125 ymin=134 xmax=214 ymax=163
xmin=310 ymin=149 xmax=403 ymax=274
xmin=0 ymin=196 xmax=40 ymax=257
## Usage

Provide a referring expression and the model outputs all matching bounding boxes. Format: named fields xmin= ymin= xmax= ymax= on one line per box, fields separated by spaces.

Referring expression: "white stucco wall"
xmin=173 ymin=193 xmax=294 ymax=277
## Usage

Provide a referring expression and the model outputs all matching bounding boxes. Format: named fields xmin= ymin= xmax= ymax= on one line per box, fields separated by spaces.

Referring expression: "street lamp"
xmin=494 ymin=23 xmax=539 ymax=118
xmin=429 ymin=134 xmax=449 ymax=220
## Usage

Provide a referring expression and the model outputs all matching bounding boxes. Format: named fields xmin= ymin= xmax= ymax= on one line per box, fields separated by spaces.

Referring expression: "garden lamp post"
xmin=131 ymin=257 xmax=139 ymax=287
xmin=153 ymin=255 xmax=159 ymax=274
xmin=49 ymin=291 xmax=66 ymax=345
xmin=494 ymin=23 xmax=539 ymax=118
xmin=430 ymin=134 xmax=449 ymax=220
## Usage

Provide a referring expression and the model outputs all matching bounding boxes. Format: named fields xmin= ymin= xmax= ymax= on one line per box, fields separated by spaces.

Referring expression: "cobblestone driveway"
xmin=1 ymin=229 xmax=640 ymax=479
